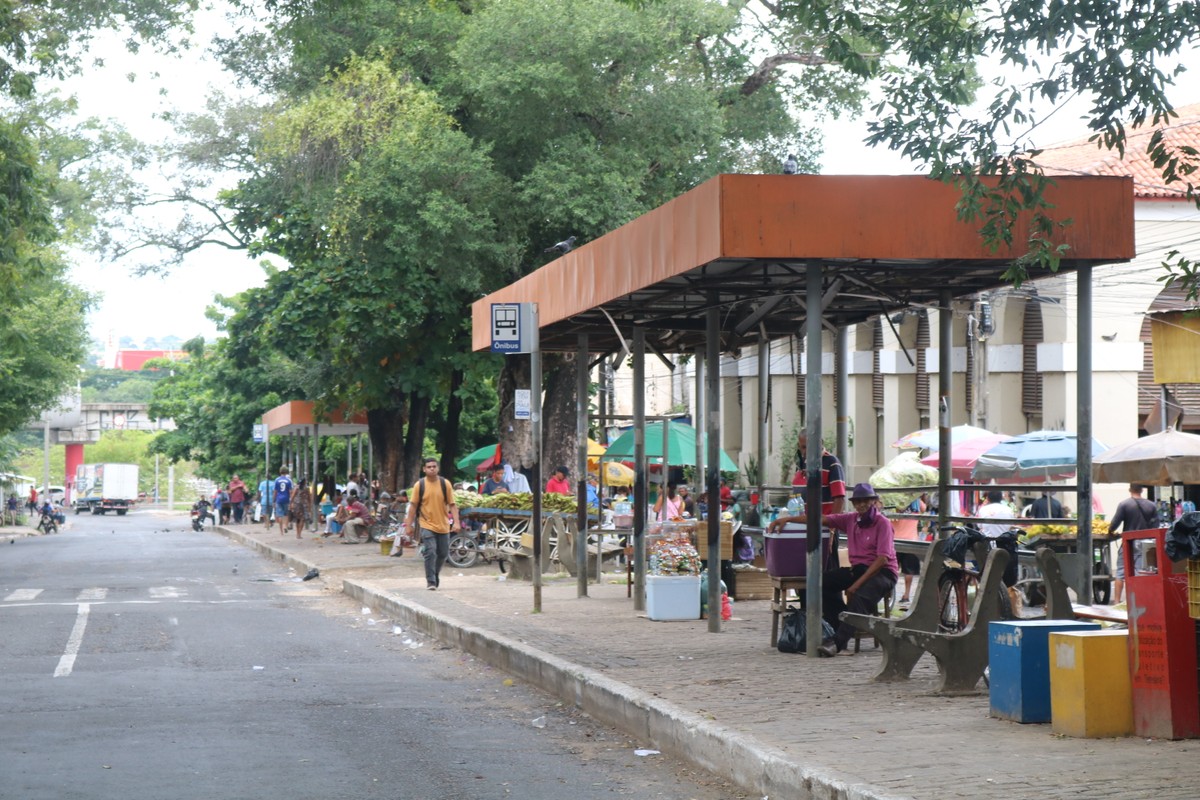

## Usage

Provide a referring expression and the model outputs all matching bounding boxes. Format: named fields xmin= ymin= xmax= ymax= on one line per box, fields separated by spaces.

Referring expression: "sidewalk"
xmin=217 ymin=522 xmax=1199 ymax=800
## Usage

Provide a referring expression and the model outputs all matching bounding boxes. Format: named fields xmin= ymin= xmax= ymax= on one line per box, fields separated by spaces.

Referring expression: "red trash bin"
xmin=1124 ymin=527 xmax=1200 ymax=739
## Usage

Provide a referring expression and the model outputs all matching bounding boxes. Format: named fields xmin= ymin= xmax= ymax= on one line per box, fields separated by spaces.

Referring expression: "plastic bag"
xmin=777 ymin=609 xmax=835 ymax=653
xmin=1165 ymin=512 xmax=1200 ymax=561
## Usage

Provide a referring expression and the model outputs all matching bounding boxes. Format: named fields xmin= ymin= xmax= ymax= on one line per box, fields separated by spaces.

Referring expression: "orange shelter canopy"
xmin=262 ymin=400 xmax=369 ymax=437
xmin=471 ymin=174 xmax=1135 ymax=352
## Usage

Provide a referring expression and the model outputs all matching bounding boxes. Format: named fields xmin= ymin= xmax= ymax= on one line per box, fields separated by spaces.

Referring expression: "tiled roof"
xmin=1033 ymin=102 xmax=1200 ymax=199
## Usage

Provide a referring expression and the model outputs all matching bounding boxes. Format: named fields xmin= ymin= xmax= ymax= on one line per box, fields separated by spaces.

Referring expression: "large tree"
xmin=759 ymin=0 xmax=1200 ymax=283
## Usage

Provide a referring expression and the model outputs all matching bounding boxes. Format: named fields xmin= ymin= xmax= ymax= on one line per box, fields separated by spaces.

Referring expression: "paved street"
xmin=0 ymin=510 xmax=757 ymax=800
xmin=207 ymin=517 xmax=1200 ymax=800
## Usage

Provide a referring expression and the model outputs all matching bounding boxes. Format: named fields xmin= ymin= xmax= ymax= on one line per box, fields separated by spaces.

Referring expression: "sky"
xmin=54 ymin=12 xmax=1198 ymax=349
xmin=61 ymin=10 xmax=266 ymax=350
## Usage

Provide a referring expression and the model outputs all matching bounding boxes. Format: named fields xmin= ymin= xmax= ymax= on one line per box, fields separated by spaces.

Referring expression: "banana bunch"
xmin=1027 ymin=523 xmax=1075 ymax=537
xmin=454 ymin=490 xmax=485 ymax=509
xmin=1092 ymin=518 xmax=1110 ymax=536
xmin=486 ymin=492 xmax=534 ymax=510
xmin=541 ymin=493 xmax=579 ymax=513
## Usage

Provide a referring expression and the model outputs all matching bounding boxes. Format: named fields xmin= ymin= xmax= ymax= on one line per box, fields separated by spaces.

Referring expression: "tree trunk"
xmin=437 ymin=367 xmax=465 ymax=480
xmin=498 ymin=356 xmax=533 ymax=469
xmin=402 ymin=392 xmax=430 ymax=489
xmin=367 ymin=406 xmax=405 ymax=494
xmin=497 ymin=353 xmax=580 ymax=482
xmin=541 ymin=353 xmax=580 ymax=483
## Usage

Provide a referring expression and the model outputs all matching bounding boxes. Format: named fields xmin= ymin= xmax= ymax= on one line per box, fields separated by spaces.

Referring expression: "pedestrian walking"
xmin=228 ymin=475 xmax=247 ymax=523
xmin=404 ymin=457 xmax=461 ymax=591
xmin=273 ymin=466 xmax=294 ymax=536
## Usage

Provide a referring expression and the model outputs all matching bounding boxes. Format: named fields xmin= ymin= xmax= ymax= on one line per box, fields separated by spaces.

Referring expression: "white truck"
xmin=74 ymin=463 xmax=139 ymax=516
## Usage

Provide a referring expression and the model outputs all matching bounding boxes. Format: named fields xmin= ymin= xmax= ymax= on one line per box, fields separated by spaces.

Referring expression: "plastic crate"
xmin=1189 ymin=558 xmax=1200 ymax=620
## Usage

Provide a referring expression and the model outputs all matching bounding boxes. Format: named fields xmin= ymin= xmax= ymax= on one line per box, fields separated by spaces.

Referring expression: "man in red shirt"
xmin=546 ymin=466 xmax=571 ymax=495
xmin=791 ymin=434 xmax=846 ymax=515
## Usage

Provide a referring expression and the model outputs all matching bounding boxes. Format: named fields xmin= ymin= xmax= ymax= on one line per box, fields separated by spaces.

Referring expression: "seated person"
xmin=340 ymin=491 xmax=372 ymax=543
xmin=813 ymin=482 xmax=898 ymax=657
xmin=482 ymin=466 xmax=509 ymax=496
xmin=585 ymin=474 xmax=600 ymax=510
xmin=192 ymin=497 xmax=214 ymax=524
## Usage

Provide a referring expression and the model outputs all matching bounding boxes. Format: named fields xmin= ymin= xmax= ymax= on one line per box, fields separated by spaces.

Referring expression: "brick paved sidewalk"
xmin=220 ymin=524 xmax=1200 ymax=800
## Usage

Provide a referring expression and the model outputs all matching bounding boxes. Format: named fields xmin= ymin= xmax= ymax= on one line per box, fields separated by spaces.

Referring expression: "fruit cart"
xmin=1018 ymin=519 xmax=1118 ymax=605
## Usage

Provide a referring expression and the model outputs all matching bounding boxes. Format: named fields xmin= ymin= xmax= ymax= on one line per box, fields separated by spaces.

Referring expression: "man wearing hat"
xmin=818 ymin=482 xmax=899 ymax=657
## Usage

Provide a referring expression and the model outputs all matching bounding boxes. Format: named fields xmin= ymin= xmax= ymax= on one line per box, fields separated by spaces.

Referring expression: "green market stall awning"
xmin=603 ymin=421 xmax=737 ymax=472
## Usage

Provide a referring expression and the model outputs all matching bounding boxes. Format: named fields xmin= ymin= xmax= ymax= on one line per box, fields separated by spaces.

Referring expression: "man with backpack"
xmin=1110 ymin=484 xmax=1159 ymax=604
xmin=404 ymin=457 xmax=461 ymax=591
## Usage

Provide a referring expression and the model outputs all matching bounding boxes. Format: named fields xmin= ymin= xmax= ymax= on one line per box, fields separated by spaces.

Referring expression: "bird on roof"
xmin=782 ymin=154 xmax=798 ymax=174
xmin=544 ymin=235 xmax=576 ymax=254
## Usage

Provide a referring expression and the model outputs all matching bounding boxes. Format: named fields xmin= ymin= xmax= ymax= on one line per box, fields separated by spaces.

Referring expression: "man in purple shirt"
xmin=818 ymin=482 xmax=899 ymax=657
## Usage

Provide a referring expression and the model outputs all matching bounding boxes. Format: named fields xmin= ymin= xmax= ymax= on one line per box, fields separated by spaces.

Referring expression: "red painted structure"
xmin=1124 ymin=527 xmax=1200 ymax=739
xmin=113 ymin=350 xmax=186 ymax=371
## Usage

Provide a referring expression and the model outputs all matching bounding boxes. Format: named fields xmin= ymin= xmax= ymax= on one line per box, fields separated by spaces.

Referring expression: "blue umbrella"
xmin=971 ymin=430 xmax=1108 ymax=481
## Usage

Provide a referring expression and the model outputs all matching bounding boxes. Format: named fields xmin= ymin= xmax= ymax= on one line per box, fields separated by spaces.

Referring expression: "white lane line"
xmin=77 ymin=587 xmax=108 ymax=601
xmin=148 ymin=587 xmax=185 ymax=599
xmin=5 ymin=589 xmax=43 ymax=602
xmin=54 ymin=603 xmax=91 ymax=678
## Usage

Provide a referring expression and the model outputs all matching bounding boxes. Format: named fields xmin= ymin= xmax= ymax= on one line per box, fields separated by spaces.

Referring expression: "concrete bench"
xmin=890 ymin=547 xmax=1010 ymax=694
xmin=843 ymin=541 xmax=1011 ymax=694
xmin=841 ymin=538 xmax=948 ymax=684
xmin=1037 ymin=547 xmax=1129 ymax=625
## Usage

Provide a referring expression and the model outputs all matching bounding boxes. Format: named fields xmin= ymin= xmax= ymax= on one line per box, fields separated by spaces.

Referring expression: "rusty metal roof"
xmin=472 ymin=174 xmax=1135 ymax=353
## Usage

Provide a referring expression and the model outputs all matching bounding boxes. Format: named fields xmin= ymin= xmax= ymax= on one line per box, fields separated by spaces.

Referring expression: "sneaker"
xmin=427 ymin=584 xmax=437 ymax=591
xmin=817 ymin=639 xmax=838 ymax=658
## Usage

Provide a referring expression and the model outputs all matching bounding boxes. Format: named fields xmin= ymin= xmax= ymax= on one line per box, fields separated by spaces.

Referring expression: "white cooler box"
xmin=646 ymin=574 xmax=701 ymax=621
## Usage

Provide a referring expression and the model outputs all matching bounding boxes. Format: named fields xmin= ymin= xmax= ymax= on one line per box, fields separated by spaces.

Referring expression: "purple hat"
xmin=850 ymin=483 xmax=878 ymax=501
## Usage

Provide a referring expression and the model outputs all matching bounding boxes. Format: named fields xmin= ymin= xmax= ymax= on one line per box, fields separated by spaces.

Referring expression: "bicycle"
xmin=936 ymin=526 xmax=1016 ymax=633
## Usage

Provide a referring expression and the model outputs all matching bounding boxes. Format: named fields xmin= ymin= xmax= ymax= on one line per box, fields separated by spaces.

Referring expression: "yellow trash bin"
xmin=1049 ymin=630 xmax=1133 ymax=738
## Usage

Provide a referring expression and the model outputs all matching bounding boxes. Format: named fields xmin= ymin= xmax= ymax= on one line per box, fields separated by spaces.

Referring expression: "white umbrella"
xmin=1092 ymin=428 xmax=1200 ymax=485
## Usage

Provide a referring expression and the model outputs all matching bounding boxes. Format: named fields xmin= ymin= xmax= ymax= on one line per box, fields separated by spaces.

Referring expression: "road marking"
xmin=54 ymin=603 xmax=90 ymax=678
xmin=148 ymin=587 xmax=185 ymax=598
xmin=77 ymin=587 xmax=108 ymax=601
xmin=4 ymin=589 xmax=43 ymax=602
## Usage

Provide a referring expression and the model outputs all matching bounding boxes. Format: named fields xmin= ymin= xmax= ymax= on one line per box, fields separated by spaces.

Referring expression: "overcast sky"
xmin=57 ymin=12 xmax=1198 ymax=349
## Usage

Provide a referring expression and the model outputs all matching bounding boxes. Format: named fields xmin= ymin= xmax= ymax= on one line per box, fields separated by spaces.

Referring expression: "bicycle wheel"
xmin=447 ymin=534 xmax=479 ymax=569
xmin=937 ymin=570 xmax=970 ymax=633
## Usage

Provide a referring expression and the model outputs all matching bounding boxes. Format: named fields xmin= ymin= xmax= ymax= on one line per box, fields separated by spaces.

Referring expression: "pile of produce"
xmin=868 ymin=452 xmax=938 ymax=510
xmin=648 ymin=531 xmax=701 ymax=576
xmin=1024 ymin=518 xmax=1108 ymax=539
xmin=454 ymin=490 xmax=485 ymax=508
xmin=458 ymin=491 xmax=579 ymax=514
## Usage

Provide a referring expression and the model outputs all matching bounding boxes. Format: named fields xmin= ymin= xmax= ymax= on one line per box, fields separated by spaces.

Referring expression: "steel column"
xmin=1076 ymin=265 xmax=1094 ymax=603
xmin=576 ymin=333 xmax=589 ymax=596
xmin=705 ymin=304 xmax=722 ymax=633
xmin=937 ymin=290 xmax=953 ymax=536
xmin=804 ymin=264 xmax=824 ymax=657
xmin=633 ymin=327 xmax=647 ymax=611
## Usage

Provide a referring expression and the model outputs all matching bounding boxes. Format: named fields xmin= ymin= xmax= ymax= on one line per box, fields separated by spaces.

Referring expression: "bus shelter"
xmin=471 ymin=174 xmax=1135 ymax=650
xmin=261 ymin=400 xmax=369 ymax=525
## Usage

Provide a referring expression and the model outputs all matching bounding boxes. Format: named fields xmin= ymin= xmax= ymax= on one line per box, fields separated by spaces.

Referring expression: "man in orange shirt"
xmin=404 ymin=457 xmax=461 ymax=591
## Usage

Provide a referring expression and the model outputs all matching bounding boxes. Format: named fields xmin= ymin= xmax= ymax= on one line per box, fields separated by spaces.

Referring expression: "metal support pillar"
xmin=576 ymin=333 xmax=589 ymax=596
xmin=804 ymin=264 xmax=825 ymax=657
xmin=531 ymin=305 xmax=543 ymax=612
xmin=1076 ymin=265 xmax=1094 ymax=603
xmin=633 ymin=327 xmax=647 ymax=611
xmin=937 ymin=290 xmax=953 ymax=536
xmin=706 ymin=305 xmax=723 ymax=633
xmin=757 ymin=338 xmax=769 ymax=513
xmin=695 ymin=345 xmax=705 ymax=492
xmin=312 ymin=423 xmax=320 ymax=531
xmin=836 ymin=322 xmax=849 ymax=474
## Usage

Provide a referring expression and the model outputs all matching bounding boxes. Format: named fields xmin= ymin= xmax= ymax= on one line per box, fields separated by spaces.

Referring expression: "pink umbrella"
xmin=920 ymin=433 xmax=1010 ymax=480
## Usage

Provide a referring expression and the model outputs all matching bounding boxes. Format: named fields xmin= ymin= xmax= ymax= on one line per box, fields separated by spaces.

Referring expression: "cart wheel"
xmin=447 ymin=534 xmax=479 ymax=569
xmin=937 ymin=571 xmax=970 ymax=633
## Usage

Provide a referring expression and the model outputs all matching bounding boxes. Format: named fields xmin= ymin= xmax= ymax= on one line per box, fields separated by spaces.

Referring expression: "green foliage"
xmin=79 ymin=367 xmax=170 ymax=404
xmin=775 ymin=0 xmax=1200 ymax=282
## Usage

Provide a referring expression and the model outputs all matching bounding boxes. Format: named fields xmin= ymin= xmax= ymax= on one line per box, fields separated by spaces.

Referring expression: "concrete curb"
xmin=343 ymin=579 xmax=907 ymax=800
xmin=214 ymin=524 xmax=905 ymax=800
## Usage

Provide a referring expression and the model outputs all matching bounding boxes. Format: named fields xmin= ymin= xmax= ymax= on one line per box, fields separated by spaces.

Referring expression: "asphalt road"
xmin=0 ymin=508 xmax=749 ymax=800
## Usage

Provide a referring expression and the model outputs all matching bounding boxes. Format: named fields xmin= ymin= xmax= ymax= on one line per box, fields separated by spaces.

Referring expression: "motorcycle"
xmin=191 ymin=502 xmax=213 ymax=532
xmin=36 ymin=512 xmax=58 ymax=535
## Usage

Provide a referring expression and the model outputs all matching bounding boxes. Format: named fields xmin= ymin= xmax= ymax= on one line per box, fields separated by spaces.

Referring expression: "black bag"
xmin=777 ymin=609 xmax=835 ymax=653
